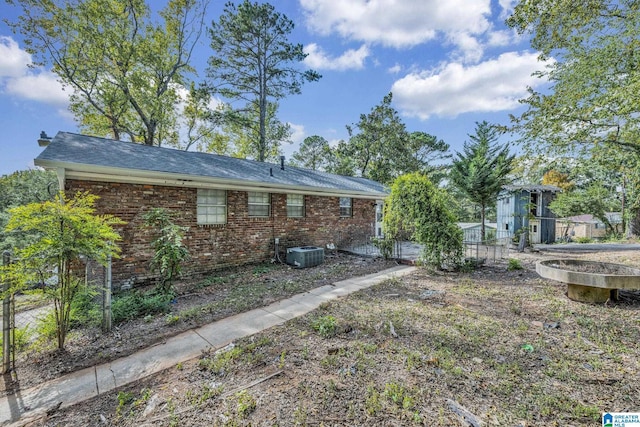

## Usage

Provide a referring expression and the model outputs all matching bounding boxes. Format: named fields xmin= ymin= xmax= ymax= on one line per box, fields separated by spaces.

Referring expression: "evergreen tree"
xmin=291 ymin=136 xmax=331 ymax=170
xmin=207 ymin=0 xmax=321 ymax=161
xmin=450 ymin=121 xmax=515 ymax=241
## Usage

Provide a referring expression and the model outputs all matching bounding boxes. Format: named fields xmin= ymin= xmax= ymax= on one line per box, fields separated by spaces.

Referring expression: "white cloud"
xmin=487 ymin=29 xmax=516 ymax=47
xmin=498 ymin=0 xmax=518 ymax=19
xmin=5 ymin=72 xmax=69 ymax=106
xmin=0 ymin=36 xmax=70 ymax=106
xmin=0 ymin=36 xmax=32 ymax=77
xmin=304 ymin=43 xmax=370 ymax=71
xmin=288 ymin=123 xmax=305 ymax=144
xmin=391 ymin=51 xmax=546 ymax=119
xmin=300 ymin=0 xmax=491 ymax=50
xmin=446 ymin=32 xmax=484 ymax=63
xmin=281 ymin=122 xmax=306 ymax=158
xmin=387 ymin=63 xmax=402 ymax=74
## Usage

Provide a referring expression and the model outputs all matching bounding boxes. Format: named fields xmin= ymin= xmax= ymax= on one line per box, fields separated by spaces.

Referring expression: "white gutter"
xmin=35 ymin=159 xmax=388 ymax=200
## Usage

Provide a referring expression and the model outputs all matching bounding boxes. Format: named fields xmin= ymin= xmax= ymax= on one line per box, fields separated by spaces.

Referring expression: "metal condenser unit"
xmin=286 ymin=246 xmax=324 ymax=268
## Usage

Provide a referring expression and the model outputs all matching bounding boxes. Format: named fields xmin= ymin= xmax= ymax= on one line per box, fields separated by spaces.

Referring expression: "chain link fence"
xmin=462 ymin=229 xmax=512 ymax=265
xmin=1 ymin=252 xmax=112 ymax=374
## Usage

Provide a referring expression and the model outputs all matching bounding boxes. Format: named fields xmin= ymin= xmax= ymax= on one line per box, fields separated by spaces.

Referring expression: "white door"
xmin=529 ymin=219 xmax=541 ymax=244
xmin=375 ymin=201 xmax=384 ymax=237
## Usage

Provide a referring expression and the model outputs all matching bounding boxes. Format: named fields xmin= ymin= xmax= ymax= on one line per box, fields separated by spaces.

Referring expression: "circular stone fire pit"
xmin=536 ymin=259 xmax=640 ymax=303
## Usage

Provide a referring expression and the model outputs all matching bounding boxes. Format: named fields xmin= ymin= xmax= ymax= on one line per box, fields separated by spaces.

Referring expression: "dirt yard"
xmin=9 ymin=248 xmax=640 ymax=426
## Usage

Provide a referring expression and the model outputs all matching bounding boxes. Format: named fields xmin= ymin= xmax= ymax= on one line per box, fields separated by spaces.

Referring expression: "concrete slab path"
xmin=0 ymin=265 xmax=416 ymax=426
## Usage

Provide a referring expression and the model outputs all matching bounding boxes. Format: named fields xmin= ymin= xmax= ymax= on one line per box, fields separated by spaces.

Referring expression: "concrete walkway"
xmin=0 ymin=265 xmax=416 ymax=426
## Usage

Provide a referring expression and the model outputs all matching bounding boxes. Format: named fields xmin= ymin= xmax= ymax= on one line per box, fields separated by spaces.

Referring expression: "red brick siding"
xmin=66 ymin=180 xmax=376 ymax=285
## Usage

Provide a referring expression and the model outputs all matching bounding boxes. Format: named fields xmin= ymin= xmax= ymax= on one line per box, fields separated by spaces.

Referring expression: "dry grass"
xmin=43 ymin=250 xmax=640 ymax=426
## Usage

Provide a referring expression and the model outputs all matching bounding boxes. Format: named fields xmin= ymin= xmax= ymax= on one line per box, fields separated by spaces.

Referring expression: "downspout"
xmin=56 ymin=167 xmax=66 ymax=197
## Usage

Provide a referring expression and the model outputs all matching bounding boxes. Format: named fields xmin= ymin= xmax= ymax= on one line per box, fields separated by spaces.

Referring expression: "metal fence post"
xmin=103 ymin=255 xmax=112 ymax=332
xmin=2 ymin=251 xmax=11 ymax=374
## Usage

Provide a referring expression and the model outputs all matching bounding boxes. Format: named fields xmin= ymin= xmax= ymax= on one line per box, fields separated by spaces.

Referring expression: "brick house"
xmin=35 ymin=132 xmax=387 ymax=286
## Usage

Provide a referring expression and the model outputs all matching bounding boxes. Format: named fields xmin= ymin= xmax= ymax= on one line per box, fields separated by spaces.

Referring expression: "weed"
xmin=293 ymin=405 xmax=308 ymax=425
xmin=167 ymin=397 xmax=179 ymax=427
xmin=383 ymin=381 xmax=415 ymax=410
xmin=199 ymin=345 xmax=244 ymax=375
xmin=111 ymin=290 xmax=173 ymax=323
xmin=575 ymin=236 xmax=593 ymax=244
xmin=0 ymin=326 xmax=32 ymax=357
xmin=404 ymin=350 xmax=425 ymax=370
xmin=365 ymin=385 xmax=382 ymax=415
xmin=116 ymin=391 xmax=134 ymax=417
xmin=134 ymin=388 xmax=152 ymax=407
xmin=311 ymin=315 xmax=338 ymax=338
xmin=507 ymin=258 xmax=523 ymax=271
xmin=187 ymin=383 xmax=223 ymax=406
xmin=235 ymin=390 xmax=256 ymax=418
xmin=252 ymin=264 xmax=275 ymax=276
xmin=165 ymin=314 xmax=180 ymax=325
xmin=359 ymin=342 xmax=378 ymax=354
xmin=320 ymin=354 xmax=339 ymax=368
xmin=318 ymin=301 xmax=332 ymax=311
xmin=279 ymin=350 xmax=287 ymax=368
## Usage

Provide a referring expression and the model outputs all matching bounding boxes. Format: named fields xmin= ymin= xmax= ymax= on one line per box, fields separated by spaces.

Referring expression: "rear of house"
xmin=35 ymin=132 xmax=387 ymax=286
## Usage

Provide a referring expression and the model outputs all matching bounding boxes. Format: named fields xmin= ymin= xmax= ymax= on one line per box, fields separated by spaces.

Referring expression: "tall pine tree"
xmin=450 ymin=121 xmax=515 ymax=241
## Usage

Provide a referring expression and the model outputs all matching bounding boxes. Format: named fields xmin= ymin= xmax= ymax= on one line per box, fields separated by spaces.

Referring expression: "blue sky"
xmin=0 ymin=0 xmax=547 ymax=176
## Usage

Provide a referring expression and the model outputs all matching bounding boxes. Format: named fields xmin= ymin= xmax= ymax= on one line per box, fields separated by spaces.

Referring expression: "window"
xmin=197 ymin=189 xmax=226 ymax=224
xmin=287 ymin=194 xmax=305 ymax=217
xmin=248 ymin=192 xmax=270 ymax=217
xmin=530 ymin=192 xmax=539 ymax=216
xmin=339 ymin=197 xmax=352 ymax=217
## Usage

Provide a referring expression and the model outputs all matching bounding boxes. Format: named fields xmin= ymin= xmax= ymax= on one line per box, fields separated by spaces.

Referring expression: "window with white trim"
xmin=339 ymin=197 xmax=352 ymax=217
xmin=197 ymin=189 xmax=226 ymax=224
xmin=248 ymin=192 xmax=270 ymax=217
xmin=287 ymin=194 xmax=305 ymax=217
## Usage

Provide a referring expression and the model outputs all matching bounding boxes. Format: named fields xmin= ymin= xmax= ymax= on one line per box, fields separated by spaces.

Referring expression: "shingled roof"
xmin=35 ymin=132 xmax=387 ymax=199
xmin=502 ymin=184 xmax=562 ymax=193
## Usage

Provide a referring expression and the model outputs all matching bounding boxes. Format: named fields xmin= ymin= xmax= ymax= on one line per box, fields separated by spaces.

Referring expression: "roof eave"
xmin=35 ymin=159 xmax=388 ymax=200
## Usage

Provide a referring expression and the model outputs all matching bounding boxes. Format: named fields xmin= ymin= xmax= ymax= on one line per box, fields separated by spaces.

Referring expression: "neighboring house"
xmin=34 ymin=132 xmax=387 ymax=286
xmin=556 ymin=213 xmax=622 ymax=240
xmin=497 ymin=185 xmax=561 ymax=244
xmin=458 ymin=222 xmax=498 ymax=243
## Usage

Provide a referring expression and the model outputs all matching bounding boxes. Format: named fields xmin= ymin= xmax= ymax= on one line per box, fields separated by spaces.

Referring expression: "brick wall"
xmin=66 ymin=180 xmax=377 ymax=285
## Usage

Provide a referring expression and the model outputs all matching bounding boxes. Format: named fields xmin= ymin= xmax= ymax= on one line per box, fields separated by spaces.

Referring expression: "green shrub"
xmin=35 ymin=309 xmax=58 ymax=341
xmin=372 ymin=237 xmax=394 ymax=259
xmin=69 ymin=289 xmax=101 ymax=328
xmin=507 ymin=258 xmax=523 ymax=271
xmin=575 ymin=236 xmax=593 ymax=244
xmin=311 ymin=315 xmax=338 ymax=338
xmin=0 ymin=326 xmax=33 ymax=357
xmin=143 ymin=208 xmax=190 ymax=294
xmin=111 ymin=290 xmax=173 ymax=323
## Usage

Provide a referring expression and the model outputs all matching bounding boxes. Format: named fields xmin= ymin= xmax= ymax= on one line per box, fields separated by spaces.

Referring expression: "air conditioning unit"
xmin=286 ymin=246 xmax=324 ymax=268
